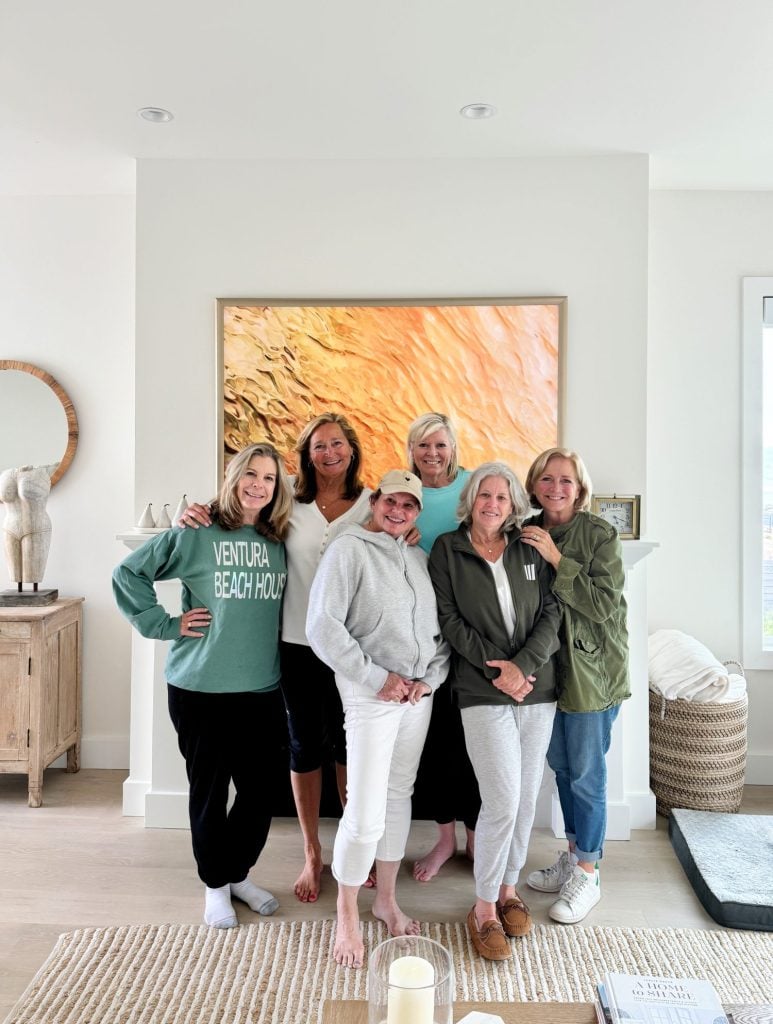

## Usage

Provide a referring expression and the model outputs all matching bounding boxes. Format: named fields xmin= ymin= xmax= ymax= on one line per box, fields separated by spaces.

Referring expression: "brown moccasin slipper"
xmin=497 ymin=893 xmax=532 ymax=937
xmin=466 ymin=905 xmax=512 ymax=960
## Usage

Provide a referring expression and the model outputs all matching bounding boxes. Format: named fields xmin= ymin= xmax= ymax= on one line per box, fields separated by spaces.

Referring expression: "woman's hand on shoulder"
xmin=377 ymin=672 xmax=411 ymax=703
xmin=403 ymin=525 xmax=422 ymax=547
xmin=486 ymin=659 xmax=535 ymax=702
xmin=520 ymin=525 xmax=562 ymax=568
xmin=178 ymin=502 xmax=212 ymax=529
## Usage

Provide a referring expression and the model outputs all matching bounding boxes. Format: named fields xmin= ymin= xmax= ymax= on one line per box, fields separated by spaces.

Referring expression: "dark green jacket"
xmin=428 ymin=525 xmax=560 ymax=710
xmin=538 ymin=510 xmax=630 ymax=713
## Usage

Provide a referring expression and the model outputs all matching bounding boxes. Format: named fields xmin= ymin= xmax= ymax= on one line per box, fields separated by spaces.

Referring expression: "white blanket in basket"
xmin=648 ymin=629 xmax=747 ymax=703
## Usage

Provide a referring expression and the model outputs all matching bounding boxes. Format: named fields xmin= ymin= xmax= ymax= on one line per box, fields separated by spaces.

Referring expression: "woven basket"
xmin=648 ymin=688 xmax=748 ymax=817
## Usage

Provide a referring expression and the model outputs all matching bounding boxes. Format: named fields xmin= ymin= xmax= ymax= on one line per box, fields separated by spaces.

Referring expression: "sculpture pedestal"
xmin=0 ymin=588 xmax=58 ymax=606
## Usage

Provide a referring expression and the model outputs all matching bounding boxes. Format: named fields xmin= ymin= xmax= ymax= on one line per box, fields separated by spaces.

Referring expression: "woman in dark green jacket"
xmin=521 ymin=447 xmax=630 ymax=926
xmin=429 ymin=462 xmax=560 ymax=961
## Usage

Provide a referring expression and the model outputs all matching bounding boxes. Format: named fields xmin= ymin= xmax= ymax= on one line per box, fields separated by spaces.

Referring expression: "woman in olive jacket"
xmin=429 ymin=462 xmax=560 ymax=961
xmin=521 ymin=447 xmax=629 ymax=927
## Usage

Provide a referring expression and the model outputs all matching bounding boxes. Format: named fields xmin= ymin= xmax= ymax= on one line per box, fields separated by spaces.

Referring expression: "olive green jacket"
xmin=537 ymin=510 xmax=630 ymax=713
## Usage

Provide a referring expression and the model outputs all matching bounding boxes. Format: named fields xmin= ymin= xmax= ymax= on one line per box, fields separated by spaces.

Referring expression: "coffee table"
xmin=322 ymin=1000 xmax=598 ymax=1024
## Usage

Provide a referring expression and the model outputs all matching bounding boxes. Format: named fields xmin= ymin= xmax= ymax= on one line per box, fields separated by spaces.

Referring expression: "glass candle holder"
xmin=368 ymin=935 xmax=454 ymax=1024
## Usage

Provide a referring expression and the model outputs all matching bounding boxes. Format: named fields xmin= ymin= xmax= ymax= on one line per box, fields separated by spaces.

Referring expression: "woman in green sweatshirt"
xmin=112 ymin=443 xmax=292 ymax=929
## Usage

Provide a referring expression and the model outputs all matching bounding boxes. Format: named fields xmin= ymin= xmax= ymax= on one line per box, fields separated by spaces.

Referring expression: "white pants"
xmin=332 ymin=677 xmax=433 ymax=886
xmin=461 ymin=702 xmax=556 ymax=902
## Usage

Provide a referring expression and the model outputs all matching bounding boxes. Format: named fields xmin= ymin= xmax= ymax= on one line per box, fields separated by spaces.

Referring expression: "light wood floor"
xmin=0 ymin=770 xmax=770 ymax=1020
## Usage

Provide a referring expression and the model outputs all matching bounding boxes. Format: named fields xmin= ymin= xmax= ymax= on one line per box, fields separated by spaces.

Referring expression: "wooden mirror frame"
xmin=0 ymin=360 xmax=79 ymax=486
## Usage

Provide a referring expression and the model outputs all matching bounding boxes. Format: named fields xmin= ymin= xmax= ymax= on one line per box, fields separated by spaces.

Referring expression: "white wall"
xmin=649 ymin=190 xmax=773 ymax=783
xmin=0 ymin=195 xmax=135 ymax=766
xmin=135 ymin=156 xmax=649 ymax=506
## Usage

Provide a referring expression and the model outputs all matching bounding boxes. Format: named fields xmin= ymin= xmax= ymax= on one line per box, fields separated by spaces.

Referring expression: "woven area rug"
xmin=7 ymin=920 xmax=773 ymax=1024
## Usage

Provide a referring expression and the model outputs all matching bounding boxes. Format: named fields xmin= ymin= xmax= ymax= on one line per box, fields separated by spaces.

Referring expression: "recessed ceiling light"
xmin=137 ymin=107 xmax=174 ymax=124
xmin=460 ymin=103 xmax=497 ymax=120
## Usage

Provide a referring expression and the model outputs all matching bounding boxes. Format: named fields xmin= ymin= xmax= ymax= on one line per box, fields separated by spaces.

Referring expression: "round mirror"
xmin=0 ymin=361 xmax=78 ymax=486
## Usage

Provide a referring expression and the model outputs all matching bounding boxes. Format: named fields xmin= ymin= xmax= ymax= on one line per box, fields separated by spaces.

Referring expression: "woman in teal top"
xmin=407 ymin=412 xmax=481 ymax=882
xmin=113 ymin=443 xmax=293 ymax=930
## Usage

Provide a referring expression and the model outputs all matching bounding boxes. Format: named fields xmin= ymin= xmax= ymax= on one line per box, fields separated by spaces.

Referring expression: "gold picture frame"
xmin=217 ymin=296 xmax=566 ymax=485
xmin=591 ymin=494 xmax=641 ymax=540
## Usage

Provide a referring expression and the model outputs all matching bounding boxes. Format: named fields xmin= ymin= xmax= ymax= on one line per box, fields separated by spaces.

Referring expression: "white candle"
xmin=386 ymin=954 xmax=435 ymax=1024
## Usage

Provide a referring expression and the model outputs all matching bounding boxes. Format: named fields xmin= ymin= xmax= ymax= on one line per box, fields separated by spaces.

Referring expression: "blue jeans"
xmin=547 ymin=705 xmax=620 ymax=863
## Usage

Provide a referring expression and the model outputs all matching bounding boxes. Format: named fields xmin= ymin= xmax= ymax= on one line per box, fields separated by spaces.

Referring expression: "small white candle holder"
xmin=368 ymin=935 xmax=454 ymax=1024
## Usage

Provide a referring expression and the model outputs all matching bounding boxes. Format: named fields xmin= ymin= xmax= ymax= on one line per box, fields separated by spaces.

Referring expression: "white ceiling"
xmin=4 ymin=0 xmax=773 ymax=195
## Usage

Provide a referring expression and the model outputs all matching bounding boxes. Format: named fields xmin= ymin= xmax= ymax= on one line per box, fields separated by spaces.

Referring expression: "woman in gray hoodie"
xmin=306 ymin=470 xmax=449 ymax=969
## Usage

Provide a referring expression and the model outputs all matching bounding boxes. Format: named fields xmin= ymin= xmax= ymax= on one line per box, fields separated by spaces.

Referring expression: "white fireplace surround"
xmin=118 ymin=533 xmax=658 ymax=835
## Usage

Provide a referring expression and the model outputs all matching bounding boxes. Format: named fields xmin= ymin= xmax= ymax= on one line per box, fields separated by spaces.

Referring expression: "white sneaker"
xmin=548 ymin=865 xmax=600 ymax=924
xmin=526 ymin=851 xmax=575 ymax=893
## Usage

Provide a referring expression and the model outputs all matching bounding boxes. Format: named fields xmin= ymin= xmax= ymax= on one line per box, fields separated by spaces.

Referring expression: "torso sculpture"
xmin=0 ymin=464 xmax=56 ymax=587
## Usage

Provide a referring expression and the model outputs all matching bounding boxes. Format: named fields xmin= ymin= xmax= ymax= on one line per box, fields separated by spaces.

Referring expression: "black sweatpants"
xmin=414 ymin=681 xmax=481 ymax=830
xmin=167 ymin=684 xmax=285 ymax=889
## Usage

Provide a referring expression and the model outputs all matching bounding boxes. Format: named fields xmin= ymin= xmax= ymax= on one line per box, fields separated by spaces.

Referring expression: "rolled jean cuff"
xmin=574 ymin=845 xmax=602 ymax=863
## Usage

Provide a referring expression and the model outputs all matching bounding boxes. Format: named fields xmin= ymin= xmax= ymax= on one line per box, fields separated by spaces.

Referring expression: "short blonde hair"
xmin=406 ymin=412 xmax=460 ymax=481
xmin=457 ymin=461 xmax=530 ymax=533
xmin=524 ymin=447 xmax=593 ymax=513
xmin=212 ymin=443 xmax=293 ymax=541
xmin=294 ymin=412 xmax=364 ymax=502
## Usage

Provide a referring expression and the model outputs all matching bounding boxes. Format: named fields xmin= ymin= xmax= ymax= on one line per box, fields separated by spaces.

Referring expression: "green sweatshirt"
xmin=538 ymin=510 xmax=630 ymax=713
xmin=112 ymin=524 xmax=287 ymax=693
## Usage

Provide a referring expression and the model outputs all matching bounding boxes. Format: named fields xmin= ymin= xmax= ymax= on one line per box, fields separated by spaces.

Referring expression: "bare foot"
xmin=363 ymin=865 xmax=377 ymax=889
xmin=465 ymin=830 xmax=475 ymax=863
xmin=373 ymin=899 xmax=421 ymax=937
xmin=334 ymin=909 xmax=364 ymax=968
xmin=294 ymin=854 xmax=322 ymax=903
xmin=412 ymin=836 xmax=457 ymax=882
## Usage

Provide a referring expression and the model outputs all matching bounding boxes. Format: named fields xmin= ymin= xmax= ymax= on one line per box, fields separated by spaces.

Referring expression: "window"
xmin=742 ymin=277 xmax=773 ymax=668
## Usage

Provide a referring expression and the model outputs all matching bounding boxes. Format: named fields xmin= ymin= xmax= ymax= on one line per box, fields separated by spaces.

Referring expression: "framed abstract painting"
xmin=218 ymin=297 xmax=565 ymax=485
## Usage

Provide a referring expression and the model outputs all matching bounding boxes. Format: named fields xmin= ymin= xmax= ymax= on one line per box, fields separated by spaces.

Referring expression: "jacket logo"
xmin=523 ymin=564 xmax=536 ymax=581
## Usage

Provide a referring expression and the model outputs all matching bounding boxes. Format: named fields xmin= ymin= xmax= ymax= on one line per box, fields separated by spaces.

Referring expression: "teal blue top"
xmin=417 ymin=469 xmax=471 ymax=554
xmin=112 ymin=524 xmax=287 ymax=694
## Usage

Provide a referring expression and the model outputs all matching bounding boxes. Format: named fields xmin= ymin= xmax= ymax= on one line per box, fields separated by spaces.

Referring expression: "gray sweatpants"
xmin=461 ymin=701 xmax=556 ymax=902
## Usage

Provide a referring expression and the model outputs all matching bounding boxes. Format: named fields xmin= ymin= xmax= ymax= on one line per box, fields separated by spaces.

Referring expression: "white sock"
xmin=204 ymin=884 xmax=238 ymax=928
xmin=230 ymin=878 xmax=279 ymax=916
xmin=569 ymin=850 xmax=579 ymax=866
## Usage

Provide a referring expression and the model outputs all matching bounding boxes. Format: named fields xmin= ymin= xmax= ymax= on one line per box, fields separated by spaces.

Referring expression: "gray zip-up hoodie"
xmin=306 ymin=525 xmax=450 ymax=694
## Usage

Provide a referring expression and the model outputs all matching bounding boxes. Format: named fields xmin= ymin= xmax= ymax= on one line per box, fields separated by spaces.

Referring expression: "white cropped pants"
xmin=332 ymin=677 xmax=433 ymax=886
xmin=461 ymin=701 xmax=556 ymax=902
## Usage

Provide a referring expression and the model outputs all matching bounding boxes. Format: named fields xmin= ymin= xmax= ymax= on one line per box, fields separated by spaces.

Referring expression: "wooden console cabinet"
xmin=0 ymin=597 xmax=83 ymax=806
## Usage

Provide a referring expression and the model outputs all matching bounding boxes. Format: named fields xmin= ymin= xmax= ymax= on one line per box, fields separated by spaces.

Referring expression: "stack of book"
xmin=596 ymin=972 xmax=730 ymax=1024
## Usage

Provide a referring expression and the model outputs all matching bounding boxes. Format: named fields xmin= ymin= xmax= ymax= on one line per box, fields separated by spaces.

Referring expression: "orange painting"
xmin=220 ymin=300 xmax=562 ymax=486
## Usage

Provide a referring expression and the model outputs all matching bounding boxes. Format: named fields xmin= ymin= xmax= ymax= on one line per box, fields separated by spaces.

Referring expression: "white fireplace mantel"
xmin=119 ymin=531 xmax=659 ymax=834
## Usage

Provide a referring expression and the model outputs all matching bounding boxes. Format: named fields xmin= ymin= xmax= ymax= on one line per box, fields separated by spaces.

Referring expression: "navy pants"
xmin=167 ymin=684 xmax=285 ymax=888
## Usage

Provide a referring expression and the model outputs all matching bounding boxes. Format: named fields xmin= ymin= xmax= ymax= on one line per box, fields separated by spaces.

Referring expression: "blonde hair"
xmin=406 ymin=412 xmax=460 ymax=480
xmin=524 ymin=447 xmax=593 ymax=513
xmin=211 ymin=443 xmax=293 ymax=541
xmin=457 ymin=461 xmax=530 ymax=532
xmin=294 ymin=412 xmax=364 ymax=502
